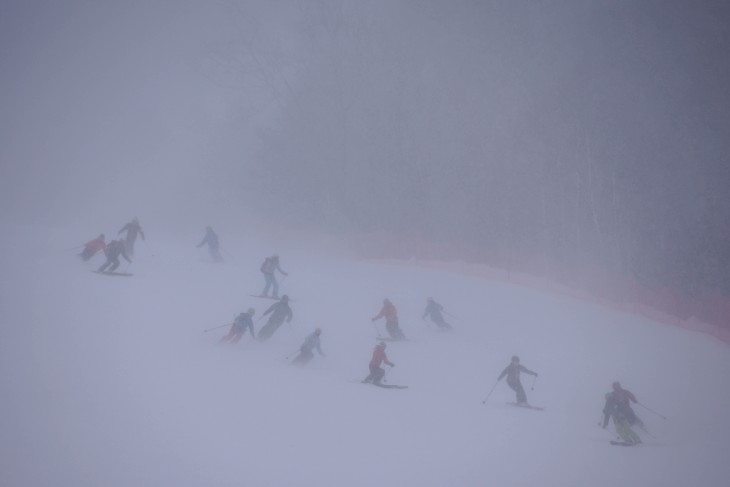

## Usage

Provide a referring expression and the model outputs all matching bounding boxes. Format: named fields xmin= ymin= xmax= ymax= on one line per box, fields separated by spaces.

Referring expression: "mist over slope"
xmin=1 ymin=224 xmax=729 ymax=487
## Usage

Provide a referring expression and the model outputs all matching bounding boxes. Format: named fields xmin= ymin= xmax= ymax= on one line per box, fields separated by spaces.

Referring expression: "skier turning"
xmin=372 ymin=298 xmax=406 ymax=340
xmin=197 ymin=226 xmax=222 ymax=262
xmin=221 ymin=309 xmax=255 ymax=344
xmin=602 ymin=383 xmax=642 ymax=445
xmin=609 ymin=382 xmax=643 ymax=427
xmin=97 ymin=240 xmax=132 ymax=273
xmin=497 ymin=356 xmax=538 ymax=406
xmin=362 ymin=341 xmax=394 ymax=385
xmin=118 ymin=217 xmax=145 ymax=256
xmin=79 ymin=234 xmax=106 ymax=261
xmin=260 ymin=254 xmax=288 ymax=298
xmin=422 ymin=297 xmax=452 ymax=329
xmin=291 ymin=328 xmax=325 ymax=365
xmin=257 ymin=295 xmax=293 ymax=341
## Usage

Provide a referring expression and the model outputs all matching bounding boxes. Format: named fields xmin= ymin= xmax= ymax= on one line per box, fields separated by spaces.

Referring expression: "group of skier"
xmin=79 ymin=217 xmax=145 ymax=273
xmin=78 ymin=220 xmax=652 ymax=446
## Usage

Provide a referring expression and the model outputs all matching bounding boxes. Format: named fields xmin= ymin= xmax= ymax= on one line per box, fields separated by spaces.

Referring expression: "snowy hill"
xmin=2 ymin=225 xmax=729 ymax=487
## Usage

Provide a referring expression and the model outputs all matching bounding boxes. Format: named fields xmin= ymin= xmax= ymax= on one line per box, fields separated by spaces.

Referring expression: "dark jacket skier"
xmin=197 ymin=226 xmax=222 ymax=262
xmin=362 ymin=341 xmax=394 ymax=385
xmin=292 ymin=328 xmax=325 ymax=365
xmin=260 ymin=254 xmax=287 ymax=298
xmin=79 ymin=234 xmax=106 ymax=261
xmin=372 ymin=299 xmax=406 ymax=340
xmin=602 ymin=385 xmax=642 ymax=445
xmin=422 ymin=297 xmax=451 ymax=329
xmin=98 ymin=240 xmax=132 ymax=273
xmin=609 ymin=382 xmax=642 ymax=426
xmin=118 ymin=217 xmax=145 ymax=256
xmin=257 ymin=295 xmax=293 ymax=341
xmin=221 ymin=309 xmax=255 ymax=344
xmin=497 ymin=356 xmax=537 ymax=405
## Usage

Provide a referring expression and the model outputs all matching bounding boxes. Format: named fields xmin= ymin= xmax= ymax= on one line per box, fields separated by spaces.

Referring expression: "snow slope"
xmin=1 ymin=225 xmax=729 ymax=487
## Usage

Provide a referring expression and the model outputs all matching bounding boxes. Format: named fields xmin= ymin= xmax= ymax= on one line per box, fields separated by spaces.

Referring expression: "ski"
xmin=372 ymin=383 xmax=408 ymax=389
xmin=610 ymin=441 xmax=636 ymax=447
xmin=506 ymin=402 xmax=544 ymax=411
xmin=93 ymin=271 xmax=133 ymax=277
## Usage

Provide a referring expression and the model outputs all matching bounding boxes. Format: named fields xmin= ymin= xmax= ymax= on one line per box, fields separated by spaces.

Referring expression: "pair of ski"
xmin=92 ymin=270 xmax=133 ymax=277
xmin=356 ymin=379 xmax=408 ymax=389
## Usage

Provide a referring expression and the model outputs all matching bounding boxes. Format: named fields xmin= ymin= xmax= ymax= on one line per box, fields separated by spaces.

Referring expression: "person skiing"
xmin=197 ymin=226 xmax=222 ymax=262
xmin=221 ymin=309 xmax=255 ymax=343
xmin=609 ymin=381 xmax=643 ymax=427
xmin=118 ymin=217 xmax=145 ymax=256
xmin=497 ymin=356 xmax=538 ymax=405
xmin=78 ymin=234 xmax=106 ymax=261
xmin=422 ymin=297 xmax=451 ymax=329
xmin=291 ymin=328 xmax=325 ymax=365
xmin=602 ymin=383 xmax=642 ymax=445
xmin=372 ymin=298 xmax=406 ymax=340
xmin=260 ymin=254 xmax=288 ymax=298
xmin=257 ymin=295 xmax=293 ymax=341
xmin=97 ymin=239 xmax=132 ymax=273
xmin=362 ymin=341 xmax=394 ymax=385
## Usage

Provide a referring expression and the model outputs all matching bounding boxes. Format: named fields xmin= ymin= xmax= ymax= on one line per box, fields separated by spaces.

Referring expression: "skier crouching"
xmin=98 ymin=240 xmax=132 ymax=273
xmin=79 ymin=234 xmax=106 ymax=261
xmin=422 ymin=297 xmax=451 ymax=329
xmin=291 ymin=328 xmax=325 ymax=365
xmin=221 ymin=309 xmax=255 ymax=344
xmin=362 ymin=341 xmax=394 ymax=385
xmin=497 ymin=356 xmax=538 ymax=405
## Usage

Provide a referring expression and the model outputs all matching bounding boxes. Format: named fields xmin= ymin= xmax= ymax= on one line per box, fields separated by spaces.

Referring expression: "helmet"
xmin=248 ymin=308 xmax=255 ymax=315
xmin=99 ymin=234 xmax=105 ymax=239
xmin=511 ymin=356 xmax=520 ymax=363
xmin=377 ymin=341 xmax=387 ymax=348
xmin=315 ymin=328 xmax=322 ymax=335
xmin=281 ymin=295 xmax=289 ymax=301
xmin=612 ymin=381 xmax=621 ymax=391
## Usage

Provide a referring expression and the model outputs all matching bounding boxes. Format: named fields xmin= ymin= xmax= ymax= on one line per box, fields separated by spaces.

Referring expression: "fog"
xmin=1 ymin=2 xmax=730 ymax=485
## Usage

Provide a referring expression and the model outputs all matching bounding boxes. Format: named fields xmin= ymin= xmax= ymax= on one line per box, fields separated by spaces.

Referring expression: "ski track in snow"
xmin=2 ymin=225 xmax=730 ymax=487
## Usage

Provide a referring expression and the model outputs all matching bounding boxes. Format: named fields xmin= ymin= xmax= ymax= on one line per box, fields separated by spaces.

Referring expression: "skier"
xmin=260 ymin=254 xmax=288 ymax=298
xmin=609 ymin=381 xmax=643 ymax=427
xmin=221 ymin=309 xmax=255 ymax=344
xmin=291 ymin=328 xmax=325 ymax=365
xmin=118 ymin=217 xmax=145 ymax=256
xmin=362 ymin=341 xmax=394 ymax=385
xmin=602 ymin=384 xmax=642 ymax=445
xmin=372 ymin=298 xmax=406 ymax=340
xmin=97 ymin=239 xmax=132 ymax=273
xmin=497 ymin=356 xmax=538 ymax=405
xmin=197 ymin=226 xmax=222 ymax=262
xmin=257 ymin=295 xmax=293 ymax=341
xmin=78 ymin=234 xmax=106 ymax=261
xmin=422 ymin=297 xmax=451 ymax=329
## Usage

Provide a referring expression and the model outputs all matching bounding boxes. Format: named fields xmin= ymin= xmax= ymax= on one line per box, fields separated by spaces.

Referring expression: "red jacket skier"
xmin=371 ymin=299 xmax=406 ymax=340
xmin=79 ymin=234 xmax=106 ymax=261
xmin=362 ymin=342 xmax=394 ymax=385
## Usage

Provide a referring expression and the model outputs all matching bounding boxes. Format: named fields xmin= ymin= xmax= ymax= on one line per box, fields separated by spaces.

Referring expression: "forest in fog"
xmin=209 ymin=1 xmax=729 ymax=299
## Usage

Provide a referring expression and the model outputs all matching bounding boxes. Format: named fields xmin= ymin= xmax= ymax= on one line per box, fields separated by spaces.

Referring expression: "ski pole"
xmin=636 ymin=402 xmax=668 ymax=420
xmin=56 ymin=245 xmax=84 ymax=254
xmin=144 ymin=239 xmax=156 ymax=257
xmin=531 ymin=374 xmax=537 ymax=391
xmin=204 ymin=323 xmax=232 ymax=333
xmin=482 ymin=380 xmax=499 ymax=404
xmin=372 ymin=321 xmax=382 ymax=337
xmin=443 ymin=310 xmax=462 ymax=321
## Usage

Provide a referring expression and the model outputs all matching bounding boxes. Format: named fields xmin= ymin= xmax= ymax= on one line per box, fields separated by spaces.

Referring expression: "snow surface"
xmin=2 ymin=225 xmax=730 ymax=487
